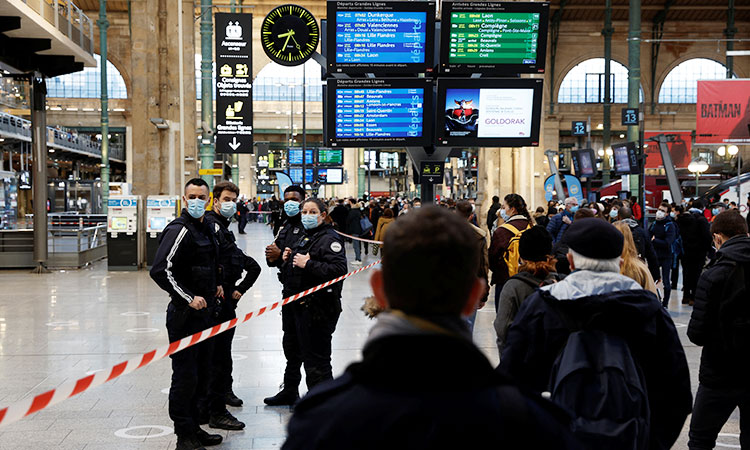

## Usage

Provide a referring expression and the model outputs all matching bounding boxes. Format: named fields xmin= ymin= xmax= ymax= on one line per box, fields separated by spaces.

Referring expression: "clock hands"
xmin=290 ymin=34 xmax=302 ymax=50
xmin=277 ymin=29 xmax=297 ymax=50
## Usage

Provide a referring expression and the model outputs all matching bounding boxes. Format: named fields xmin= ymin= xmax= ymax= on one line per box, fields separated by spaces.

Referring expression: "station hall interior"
xmin=0 ymin=0 xmax=749 ymax=448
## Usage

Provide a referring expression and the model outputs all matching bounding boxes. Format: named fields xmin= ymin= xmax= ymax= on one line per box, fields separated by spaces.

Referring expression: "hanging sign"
xmin=215 ymin=13 xmax=254 ymax=154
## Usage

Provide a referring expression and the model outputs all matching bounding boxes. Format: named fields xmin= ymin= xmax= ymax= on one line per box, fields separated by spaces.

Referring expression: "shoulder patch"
xmin=214 ymin=223 xmax=220 ymax=233
xmin=330 ymin=241 xmax=343 ymax=253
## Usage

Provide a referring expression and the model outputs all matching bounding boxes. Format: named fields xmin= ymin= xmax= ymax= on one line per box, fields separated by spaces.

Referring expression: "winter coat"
xmin=373 ymin=217 xmax=394 ymax=243
xmin=470 ymin=223 xmax=490 ymax=302
xmin=688 ymin=235 xmax=750 ymax=388
xmin=500 ymin=270 xmax=693 ymax=450
xmin=676 ymin=210 xmax=712 ymax=258
xmin=331 ymin=205 xmax=349 ymax=231
xmin=546 ymin=210 xmax=575 ymax=244
xmin=487 ymin=202 xmax=501 ymax=230
xmin=488 ymin=215 xmax=531 ymax=286
xmin=495 ymin=270 xmax=560 ymax=357
xmin=622 ymin=218 xmax=661 ymax=282
xmin=648 ymin=217 xmax=677 ymax=262
xmin=345 ymin=207 xmax=363 ymax=236
xmin=283 ymin=317 xmax=581 ymax=450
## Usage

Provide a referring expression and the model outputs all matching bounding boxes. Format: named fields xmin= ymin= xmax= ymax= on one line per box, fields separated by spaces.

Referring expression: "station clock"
xmin=260 ymin=4 xmax=320 ymax=66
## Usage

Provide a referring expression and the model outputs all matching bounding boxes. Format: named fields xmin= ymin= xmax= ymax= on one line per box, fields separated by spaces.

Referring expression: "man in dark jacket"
xmin=678 ymin=199 xmax=713 ymax=305
xmin=648 ymin=203 xmax=677 ymax=307
xmin=282 ymin=207 xmax=580 ymax=450
xmin=501 ymin=219 xmax=692 ymax=450
xmin=618 ymin=206 xmax=661 ymax=282
xmin=546 ymin=197 xmax=579 ymax=244
xmin=687 ymin=210 xmax=750 ymax=450
xmin=345 ymin=198 xmax=363 ymax=264
xmin=330 ymin=199 xmax=348 ymax=231
xmin=487 ymin=195 xmax=501 ymax=230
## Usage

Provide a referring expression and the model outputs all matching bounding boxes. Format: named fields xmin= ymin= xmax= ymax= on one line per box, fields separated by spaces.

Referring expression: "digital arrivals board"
xmin=326 ymin=78 xmax=433 ymax=148
xmin=327 ymin=1 xmax=435 ymax=74
xmin=440 ymin=2 xmax=549 ymax=75
xmin=436 ymin=78 xmax=544 ymax=147
xmin=317 ymin=148 xmax=344 ymax=165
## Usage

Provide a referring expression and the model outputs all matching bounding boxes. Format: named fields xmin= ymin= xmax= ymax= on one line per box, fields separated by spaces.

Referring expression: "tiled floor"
xmin=0 ymin=221 xmax=740 ymax=449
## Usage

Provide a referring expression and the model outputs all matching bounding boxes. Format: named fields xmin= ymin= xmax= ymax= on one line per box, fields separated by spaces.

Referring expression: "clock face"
xmin=261 ymin=4 xmax=320 ymax=67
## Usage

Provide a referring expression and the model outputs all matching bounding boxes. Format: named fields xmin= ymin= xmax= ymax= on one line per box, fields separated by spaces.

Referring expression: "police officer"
xmin=203 ymin=181 xmax=261 ymax=429
xmin=150 ymin=178 xmax=223 ymax=450
xmin=264 ymin=185 xmax=306 ymax=406
xmin=264 ymin=197 xmax=348 ymax=405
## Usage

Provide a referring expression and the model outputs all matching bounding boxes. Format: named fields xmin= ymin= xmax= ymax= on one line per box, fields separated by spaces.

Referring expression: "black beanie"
xmin=565 ymin=218 xmax=624 ymax=259
xmin=519 ymin=225 xmax=553 ymax=262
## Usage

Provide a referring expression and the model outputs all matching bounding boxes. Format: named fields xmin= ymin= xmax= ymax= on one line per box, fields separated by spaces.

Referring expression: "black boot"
xmin=196 ymin=428 xmax=223 ymax=447
xmin=209 ymin=411 xmax=245 ymax=430
xmin=175 ymin=435 xmax=206 ymax=450
xmin=263 ymin=388 xmax=299 ymax=406
xmin=225 ymin=391 xmax=243 ymax=407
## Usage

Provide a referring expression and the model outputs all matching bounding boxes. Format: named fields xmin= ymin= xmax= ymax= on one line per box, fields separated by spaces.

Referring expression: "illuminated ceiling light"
xmin=728 ymin=145 xmax=739 ymax=156
xmin=717 ymin=146 xmax=726 ymax=157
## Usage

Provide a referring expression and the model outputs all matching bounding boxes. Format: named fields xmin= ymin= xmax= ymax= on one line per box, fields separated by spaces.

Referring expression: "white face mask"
xmin=656 ymin=210 xmax=667 ymax=220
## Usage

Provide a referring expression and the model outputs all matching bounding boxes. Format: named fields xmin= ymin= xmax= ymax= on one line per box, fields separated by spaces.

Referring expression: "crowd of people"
xmin=150 ymin=180 xmax=750 ymax=450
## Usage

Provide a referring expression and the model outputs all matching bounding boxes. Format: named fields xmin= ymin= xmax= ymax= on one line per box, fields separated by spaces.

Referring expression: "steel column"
xmin=628 ymin=0 xmax=641 ymax=197
xmin=98 ymin=0 xmax=110 ymax=213
xmin=230 ymin=0 xmax=239 ymax=184
xmin=31 ymin=74 xmax=48 ymax=272
xmin=726 ymin=0 xmax=736 ymax=78
xmin=602 ymin=0 xmax=613 ymax=185
xmin=200 ymin=0 xmax=215 ymax=187
xmin=548 ymin=0 xmax=567 ymax=115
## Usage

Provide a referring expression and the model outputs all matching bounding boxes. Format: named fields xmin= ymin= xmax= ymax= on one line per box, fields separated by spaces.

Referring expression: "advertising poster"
xmin=696 ymin=80 xmax=750 ymax=144
xmin=644 ymin=131 xmax=691 ymax=169
xmin=443 ymin=88 xmax=533 ymax=139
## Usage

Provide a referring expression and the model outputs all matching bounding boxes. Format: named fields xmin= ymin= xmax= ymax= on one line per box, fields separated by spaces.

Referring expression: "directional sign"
xmin=215 ymin=13 xmax=253 ymax=154
xmin=571 ymin=120 xmax=586 ymax=136
xmin=199 ymin=168 xmax=224 ymax=175
xmin=419 ymin=161 xmax=444 ymax=185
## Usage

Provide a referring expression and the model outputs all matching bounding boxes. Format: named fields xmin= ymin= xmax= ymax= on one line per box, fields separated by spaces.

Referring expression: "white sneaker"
xmin=351 ymin=260 xmax=362 ymax=266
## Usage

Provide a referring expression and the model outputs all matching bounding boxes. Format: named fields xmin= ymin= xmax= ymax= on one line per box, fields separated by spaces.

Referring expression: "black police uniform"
xmin=150 ymin=210 xmax=221 ymax=439
xmin=205 ymin=210 xmax=261 ymax=409
xmin=280 ymin=222 xmax=347 ymax=390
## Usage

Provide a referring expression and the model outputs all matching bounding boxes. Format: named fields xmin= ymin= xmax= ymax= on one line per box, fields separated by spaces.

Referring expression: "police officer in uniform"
xmin=150 ymin=178 xmax=223 ymax=450
xmin=202 ymin=181 xmax=261 ymax=429
xmin=265 ymin=197 xmax=348 ymax=405
xmin=264 ymin=185 xmax=306 ymax=405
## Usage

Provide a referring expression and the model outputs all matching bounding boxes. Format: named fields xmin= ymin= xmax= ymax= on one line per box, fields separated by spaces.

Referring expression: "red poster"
xmin=696 ymin=80 xmax=750 ymax=144
xmin=643 ymin=131 xmax=692 ymax=169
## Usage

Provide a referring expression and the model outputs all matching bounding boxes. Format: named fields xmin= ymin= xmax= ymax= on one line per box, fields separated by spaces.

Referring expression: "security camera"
xmin=200 ymin=121 xmax=214 ymax=136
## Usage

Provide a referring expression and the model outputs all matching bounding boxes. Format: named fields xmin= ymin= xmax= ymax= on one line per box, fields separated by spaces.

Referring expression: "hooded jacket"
xmin=688 ymin=235 xmax=750 ymax=387
xmin=500 ymin=270 xmax=692 ymax=450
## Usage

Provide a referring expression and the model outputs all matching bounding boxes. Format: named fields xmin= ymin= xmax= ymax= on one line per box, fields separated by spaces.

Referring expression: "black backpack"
xmin=546 ymin=303 xmax=650 ymax=450
xmin=718 ymin=260 xmax=750 ymax=353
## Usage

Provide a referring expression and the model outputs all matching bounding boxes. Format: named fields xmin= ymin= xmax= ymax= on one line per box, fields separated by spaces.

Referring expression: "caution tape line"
xmin=0 ymin=260 xmax=381 ymax=428
xmin=334 ymin=230 xmax=384 ymax=245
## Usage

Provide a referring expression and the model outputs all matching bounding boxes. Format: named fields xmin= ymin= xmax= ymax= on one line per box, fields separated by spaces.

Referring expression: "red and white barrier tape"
xmin=334 ymin=230 xmax=384 ymax=245
xmin=0 ymin=260 xmax=381 ymax=428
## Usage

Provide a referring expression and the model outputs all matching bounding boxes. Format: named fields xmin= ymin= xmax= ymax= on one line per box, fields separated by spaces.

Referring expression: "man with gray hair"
xmin=500 ymin=218 xmax=692 ymax=450
xmin=546 ymin=197 xmax=579 ymax=244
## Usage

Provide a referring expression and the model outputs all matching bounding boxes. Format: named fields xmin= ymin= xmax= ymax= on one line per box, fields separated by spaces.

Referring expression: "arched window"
xmin=558 ymin=58 xmax=642 ymax=104
xmin=47 ymin=54 xmax=127 ymax=99
xmin=253 ymin=60 xmax=322 ymax=102
xmin=658 ymin=58 xmax=734 ymax=103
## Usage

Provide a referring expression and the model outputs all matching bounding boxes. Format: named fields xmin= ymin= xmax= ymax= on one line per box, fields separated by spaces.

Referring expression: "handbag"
xmin=360 ymin=216 xmax=373 ymax=236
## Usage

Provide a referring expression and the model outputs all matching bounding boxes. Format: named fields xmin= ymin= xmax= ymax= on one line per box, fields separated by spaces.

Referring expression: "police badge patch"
xmin=330 ymin=242 xmax=342 ymax=253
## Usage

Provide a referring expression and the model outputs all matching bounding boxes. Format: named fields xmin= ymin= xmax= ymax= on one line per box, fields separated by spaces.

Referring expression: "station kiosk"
xmin=146 ymin=195 xmax=178 ymax=266
xmin=107 ymin=195 xmax=143 ymax=270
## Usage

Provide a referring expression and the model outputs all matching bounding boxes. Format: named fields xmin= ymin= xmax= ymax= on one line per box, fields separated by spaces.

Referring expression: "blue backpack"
xmin=548 ymin=321 xmax=650 ymax=450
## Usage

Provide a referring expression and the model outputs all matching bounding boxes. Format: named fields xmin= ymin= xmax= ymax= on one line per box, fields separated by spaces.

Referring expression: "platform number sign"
xmin=572 ymin=121 xmax=586 ymax=136
xmin=420 ymin=161 xmax=444 ymax=185
xmin=622 ymin=108 xmax=639 ymax=126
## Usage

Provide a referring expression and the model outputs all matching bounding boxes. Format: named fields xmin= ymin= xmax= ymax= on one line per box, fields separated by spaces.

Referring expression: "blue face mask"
xmin=609 ymin=208 xmax=618 ymax=219
xmin=499 ymin=208 xmax=510 ymax=222
xmin=284 ymin=200 xmax=300 ymax=217
xmin=712 ymin=208 xmax=720 ymax=216
xmin=186 ymin=198 xmax=206 ymax=219
xmin=569 ymin=205 xmax=579 ymax=214
xmin=301 ymin=214 xmax=319 ymax=230
xmin=220 ymin=201 xmax=236 ymax=218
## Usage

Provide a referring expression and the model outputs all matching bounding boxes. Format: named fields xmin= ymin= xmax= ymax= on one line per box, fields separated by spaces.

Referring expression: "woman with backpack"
xmin=488 ymin=193 xmax=532 ymax=311
xmin=649 ymin=202 xmax=677 ymax=307
xmin=494 ymin=225 xmax=559 ymax=357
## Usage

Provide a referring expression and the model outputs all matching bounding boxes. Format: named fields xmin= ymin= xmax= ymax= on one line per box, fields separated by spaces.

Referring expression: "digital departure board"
xmin=327 ymin=1 xmax=435 ymax=74
xmin=326 ymin=78 xmax=433 ymax=148
xmin=436 ymin=78 xmax=544 ymax=147
xmin=289 ymin=167 xmax=314 ymax=184
xmin=287 ymin=148 xmax=314 ymax=165
xmin=440 ymin=2 xmax=549 ymax=75
xmin=317 ymin=148 xmax=344 ymax=165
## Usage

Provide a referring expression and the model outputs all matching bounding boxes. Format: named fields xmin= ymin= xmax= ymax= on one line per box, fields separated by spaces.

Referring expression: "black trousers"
xmin=238 ymin=214 xmax=248 ymax=232
xmin=281 ymin=299 xmax=341 ymax=390
xmin=683 ymin=253 xmax=707 ymax=300
xmin=671 ymin=255 xmax=681 ymax=288
xmin=688 ymin=383 xmax=750 ymax=449
xmin=166 ymin=303 xmax=219 ymax=437
xmin=202 ymin=298 xmax=238 ymax=416
xmin=659 ymin=257 xmax=672 ymax=304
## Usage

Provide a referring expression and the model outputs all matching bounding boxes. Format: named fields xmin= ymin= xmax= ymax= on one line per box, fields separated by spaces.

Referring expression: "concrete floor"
xmin=0 ymin=221 xmax=740 ymax=449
